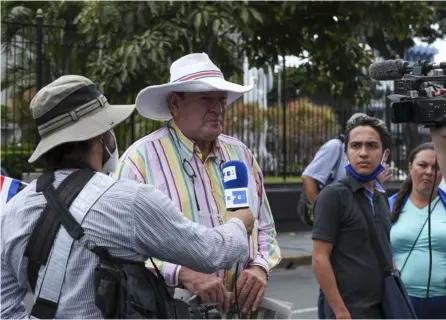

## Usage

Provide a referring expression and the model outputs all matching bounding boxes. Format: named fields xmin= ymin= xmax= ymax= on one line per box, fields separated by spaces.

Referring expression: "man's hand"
xmin=377 ymin=148 xmax=391 ymax=184
xmin=226 ymin=208 xmax=254 ymax=234
xmin=178 ymin=268 xmax=229 ymax=312
xmin=430 ymin=126 xmax=446 ymax=182
xmin=377 ymin=163 xmax=391 ymax=184
xmin=335 ymin=309 xmax=352 ymax=319
xmin=231 ymin=265 xmax=268 ymax=313
xmin=430 ymin=126 xmax=446 ymax=145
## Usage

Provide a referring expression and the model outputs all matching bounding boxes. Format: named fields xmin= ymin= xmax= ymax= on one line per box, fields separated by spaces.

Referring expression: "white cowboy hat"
xmin=135 ymin=53 xmax=256 ymax=121
xmin=28 ymin=75 xmax=135 ymax=163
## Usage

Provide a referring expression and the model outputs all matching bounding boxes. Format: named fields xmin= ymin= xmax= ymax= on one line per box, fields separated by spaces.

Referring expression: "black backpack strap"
xmin=24 ymin=169 xmax=95 ymax=295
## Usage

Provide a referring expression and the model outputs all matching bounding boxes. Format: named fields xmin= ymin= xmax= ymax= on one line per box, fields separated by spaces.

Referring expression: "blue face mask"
xmin=345 ymin=163 xmax=385 ymax=183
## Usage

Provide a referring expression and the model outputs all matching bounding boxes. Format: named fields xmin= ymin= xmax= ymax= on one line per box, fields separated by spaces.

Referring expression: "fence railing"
xmin=1 ymin=20 xmax=431 ymax=181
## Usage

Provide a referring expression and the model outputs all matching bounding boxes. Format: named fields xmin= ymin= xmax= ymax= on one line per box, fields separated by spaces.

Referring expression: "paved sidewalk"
xmin=276 ymin=231 xmax=313 ymax=268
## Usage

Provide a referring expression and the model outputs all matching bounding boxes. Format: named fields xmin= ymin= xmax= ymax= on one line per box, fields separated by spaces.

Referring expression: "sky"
xmin=414 ymin=36 xmax=446 ymax=63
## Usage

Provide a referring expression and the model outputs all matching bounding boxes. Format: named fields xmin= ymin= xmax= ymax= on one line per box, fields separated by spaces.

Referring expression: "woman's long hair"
xmin=391 ymin=142 xmax=435 ymax=223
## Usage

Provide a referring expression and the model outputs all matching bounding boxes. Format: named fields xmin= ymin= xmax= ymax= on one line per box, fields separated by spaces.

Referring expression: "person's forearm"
xmin=134 ymin=185 xmax=250 ymax=274
xmin=431 ymin=127 xmax=446 ymax=180
xmin=302 ymin=176 xmax=319 ymax=204
xmin=313 ymin=256 xmax=348 ymax=315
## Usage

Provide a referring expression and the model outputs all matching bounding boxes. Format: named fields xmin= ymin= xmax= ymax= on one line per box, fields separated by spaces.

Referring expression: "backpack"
xmin=25 ymin=169 xmax=217 ymax=319
xmin=297 ymin=136 xmax=344 ymax=226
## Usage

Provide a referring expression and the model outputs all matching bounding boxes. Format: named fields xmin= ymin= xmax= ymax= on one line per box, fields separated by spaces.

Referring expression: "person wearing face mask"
xmin=0 ymin=75 xmax=255 ymax=319
xmin=312 ymin=113 xmax=395 ymax=319
xmin=389 ymin=143 xmax=446 ymax=319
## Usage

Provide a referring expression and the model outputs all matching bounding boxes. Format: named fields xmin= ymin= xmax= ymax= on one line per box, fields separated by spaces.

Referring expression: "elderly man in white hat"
xmin=114 ymin=53 xmax=281 ymax=314
xmin=1 ymin=75 xmax=254 ymax=319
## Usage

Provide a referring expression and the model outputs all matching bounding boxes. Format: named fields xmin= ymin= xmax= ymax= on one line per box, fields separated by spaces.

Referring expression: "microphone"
xmin=368 ymin=59 xmax=410 ymax=81
xmin=222 ymin=160 xmax=249 ymax=211
xmin=369 ymin=59 xmax=446 ymax=81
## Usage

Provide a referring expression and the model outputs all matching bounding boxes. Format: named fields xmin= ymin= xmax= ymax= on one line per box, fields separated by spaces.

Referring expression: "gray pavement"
xmin=266 ymin=266 xmax=318 ymax=319
xmin=276 ymin=231 xmax=313 ymax=268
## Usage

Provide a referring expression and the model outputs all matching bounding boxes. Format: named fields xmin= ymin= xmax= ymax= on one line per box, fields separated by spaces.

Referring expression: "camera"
xmin=189 ymin=303 xmax=221 ymax=319
xmin=369 ymin=59 xmax=446 ymax=126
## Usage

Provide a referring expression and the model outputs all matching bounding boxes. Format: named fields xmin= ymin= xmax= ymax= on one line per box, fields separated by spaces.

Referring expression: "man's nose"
xmin=210 ymin=101 xmax=224 ymax=114
xmin=359 ymin=146 xmax=368 ymax=157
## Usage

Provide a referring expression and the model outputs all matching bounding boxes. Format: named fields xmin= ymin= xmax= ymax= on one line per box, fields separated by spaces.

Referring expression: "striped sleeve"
xmin=114 ymin=144 xmax=184 ymax=287
xmin=113 ymin=148 xmax=147 ymax=183
xmin=302 ymin=139 xmax=342 ymax=185
xmin=250 ymin=155 xmax=281 ymax=274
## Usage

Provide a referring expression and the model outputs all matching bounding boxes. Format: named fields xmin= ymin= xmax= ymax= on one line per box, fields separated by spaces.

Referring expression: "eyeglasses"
xmin=167 ymin=122 xmax=226 ymax=214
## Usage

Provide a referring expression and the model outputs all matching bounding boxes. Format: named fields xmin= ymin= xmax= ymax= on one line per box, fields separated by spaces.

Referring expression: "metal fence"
xmin=1 ymin=20 xmax=431 ymax=181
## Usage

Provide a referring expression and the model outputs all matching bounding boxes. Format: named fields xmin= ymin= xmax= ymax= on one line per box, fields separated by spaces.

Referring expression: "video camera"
xmin=188 ymin=303 xmax=221 ymax=319
xmin=369 ymin=59 xmax=446 ymax=127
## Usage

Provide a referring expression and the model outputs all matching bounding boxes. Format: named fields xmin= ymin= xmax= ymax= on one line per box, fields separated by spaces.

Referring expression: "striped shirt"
xmin=114 ymin=121 xmax=281 ymax=290
xmin=1 ymin=171 xmax=249 ymax=319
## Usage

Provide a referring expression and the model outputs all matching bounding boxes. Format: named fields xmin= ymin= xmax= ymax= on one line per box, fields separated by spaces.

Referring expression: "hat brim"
xmin=28 ymin=103 xmax=135 ymax=163
xmin=135 ymin=77 xmax=255 ymax=121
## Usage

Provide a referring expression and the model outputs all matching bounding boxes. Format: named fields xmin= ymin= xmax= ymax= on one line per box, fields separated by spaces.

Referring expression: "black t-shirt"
xmin=312 ymin=175 xmax=392 ymax=319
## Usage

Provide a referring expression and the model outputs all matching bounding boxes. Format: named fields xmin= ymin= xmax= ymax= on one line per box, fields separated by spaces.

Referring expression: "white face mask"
xmin=102 ymin=131 xmax=119 ymax=173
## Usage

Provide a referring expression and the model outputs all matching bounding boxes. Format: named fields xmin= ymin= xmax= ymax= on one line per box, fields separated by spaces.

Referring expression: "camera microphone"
xmin=369 ymin=59 xmax=446 ymax=81
xmin=368 ymin=59 xmax=411 ymax=81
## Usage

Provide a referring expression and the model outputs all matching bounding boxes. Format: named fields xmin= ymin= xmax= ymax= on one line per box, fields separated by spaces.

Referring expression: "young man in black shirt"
xmin=312 ymin=113 xmax=392 ymax=319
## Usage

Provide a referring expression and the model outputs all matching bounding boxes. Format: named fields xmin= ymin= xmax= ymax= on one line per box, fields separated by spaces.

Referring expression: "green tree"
xmin=2 ymin=1 xmax=444 ymax=107
xmin=243 ymin=1 xmax=444 ymax=107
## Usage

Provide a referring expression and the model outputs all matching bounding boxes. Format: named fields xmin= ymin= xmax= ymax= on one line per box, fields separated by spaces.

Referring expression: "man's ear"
xmin=167 ymin=92 xmax=180 ymax=118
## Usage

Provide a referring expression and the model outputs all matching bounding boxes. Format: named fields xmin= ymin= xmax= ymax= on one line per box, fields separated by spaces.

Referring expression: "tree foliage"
xmin=1 ymin=1 xmax=444 ymax=107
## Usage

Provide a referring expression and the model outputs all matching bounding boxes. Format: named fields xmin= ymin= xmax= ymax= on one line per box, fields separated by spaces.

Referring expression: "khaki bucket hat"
xmin=28 ymin=75 xmax=135 ymax=163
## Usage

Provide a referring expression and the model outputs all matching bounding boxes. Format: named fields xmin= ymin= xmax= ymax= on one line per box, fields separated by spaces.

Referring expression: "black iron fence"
xmin=1 ymin=20 xmax=430 ymax=181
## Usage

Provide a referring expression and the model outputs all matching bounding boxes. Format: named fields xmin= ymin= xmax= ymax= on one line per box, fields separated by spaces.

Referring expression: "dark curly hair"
xmin=344 ymin=113 xmax=391 ymax=152
xmin=391 ymin=142 xmax=436 ymax=223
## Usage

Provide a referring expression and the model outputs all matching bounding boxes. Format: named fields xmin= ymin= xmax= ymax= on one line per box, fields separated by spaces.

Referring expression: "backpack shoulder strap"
xmin=338 ymin=177 xmax=390 ymax=275
xmin=24 ymin=169 xmax=95 ymax=294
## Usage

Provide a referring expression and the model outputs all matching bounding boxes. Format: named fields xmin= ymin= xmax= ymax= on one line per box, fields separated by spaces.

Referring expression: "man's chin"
xmin=354 ymin=167 xmax=374 ymax=176
xmin=203 ymin=126 xmax=223 ymax=139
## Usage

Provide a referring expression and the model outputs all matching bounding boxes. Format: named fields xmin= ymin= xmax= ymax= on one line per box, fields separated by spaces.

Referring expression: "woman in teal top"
xmin=389 ymin=142 xmax=446 ymax=319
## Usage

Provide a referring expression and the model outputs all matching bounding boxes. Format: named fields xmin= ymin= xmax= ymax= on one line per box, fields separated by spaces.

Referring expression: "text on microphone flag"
xmin=224 ymin=187 xmax=249 ymax=209
xmin=223 ymin=166 xmax=237 ymax=183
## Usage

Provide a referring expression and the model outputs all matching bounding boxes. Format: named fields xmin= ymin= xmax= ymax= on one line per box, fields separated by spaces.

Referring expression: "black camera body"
xmin=391 ymin=95 xmax=446 ymax=126
xmin=387 ymin=60 xmax=446 ymax=126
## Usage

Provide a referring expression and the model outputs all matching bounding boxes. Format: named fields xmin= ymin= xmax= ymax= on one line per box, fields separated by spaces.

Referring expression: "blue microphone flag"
xmin=222 ymin=160 xmax=249 ymax=209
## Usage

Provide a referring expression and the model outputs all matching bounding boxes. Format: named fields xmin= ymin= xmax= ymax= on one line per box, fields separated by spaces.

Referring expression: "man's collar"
xmin=343 ymin=173 xmax=386 ymax=193
xmin=168 ymin=121 xmax=221 ymax=161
